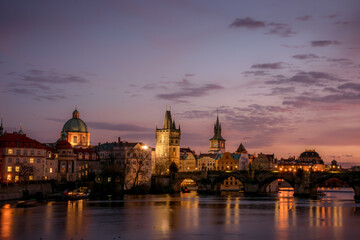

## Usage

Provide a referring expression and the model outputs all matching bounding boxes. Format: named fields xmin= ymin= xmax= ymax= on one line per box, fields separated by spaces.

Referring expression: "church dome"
xmin=62 ymin=109 xmax=88 ymax=133
xmin=299 ymin=150 xmax=320 ymax=158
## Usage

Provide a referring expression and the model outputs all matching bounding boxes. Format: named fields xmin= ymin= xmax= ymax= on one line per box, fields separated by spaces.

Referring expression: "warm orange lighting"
xmin=141 ymin=145 xmax=149 ymax=150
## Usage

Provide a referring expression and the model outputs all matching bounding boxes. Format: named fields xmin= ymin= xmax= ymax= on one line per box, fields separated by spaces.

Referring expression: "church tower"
xmin=155 ymin=109 xmax=181 ymax=174
xmin=209 ymin=113 xmax=225 ymax=153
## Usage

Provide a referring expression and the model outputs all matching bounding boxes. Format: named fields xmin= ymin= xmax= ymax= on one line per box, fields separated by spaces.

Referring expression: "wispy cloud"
xmin=311 ymin=40 xmax=341 ymax=47
xmin=6 ymin=69 xmax=89 ymax=101
xmin=251 ymin=62 xmax=284 ymax=70
xmin=157 ymin=82 xmax=224 ymax=103
xmin=296 ymin=15 xmax=311 ymax=21
xmin=266 ymin=71 xmax=345 ymax=85
xmin=229 ymin=17 xmax=295 ymax=37
xmin=292 ymin=54 xmax=319 ymax=60
xmin=229 ymin=17 xmax=266 ymax=29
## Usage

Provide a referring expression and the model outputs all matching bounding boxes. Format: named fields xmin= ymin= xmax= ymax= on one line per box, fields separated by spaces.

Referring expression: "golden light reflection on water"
xmin=66 ymin=200 xmax=85 ymax=237
xmin=275 ymin=189 xmax=296 ymax=240
xmin=1 ymin=204 xmax=13 ymax=239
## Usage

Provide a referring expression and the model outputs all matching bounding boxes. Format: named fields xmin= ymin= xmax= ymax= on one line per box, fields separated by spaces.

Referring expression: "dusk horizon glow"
xmin=1 ymin=0 xmax=360 ymax=166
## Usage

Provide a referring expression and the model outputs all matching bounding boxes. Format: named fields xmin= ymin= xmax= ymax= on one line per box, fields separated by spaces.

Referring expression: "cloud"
xmin=292 ymin=54 xmax=319 ymax=60
xmin=266 ymin=23 xmax=296 ymax=37
xmin=265 ymin=71 xmax=345 ymax=85
xmin=242 ymin=70 xmax=269 ymax=76
xmin=311 ymin=40 xmax=341 ymax=47
xmin=229 ymin=17 xmax=295 ymax=37
xmin=251 ymin=62 xmax=283 ymax=70
xmin=156 ymin=80 xmax=224 ymax=102
xmin=338 ymin=82 xmax=360 ymax=92
xmin=184 ymin=74 xmax=195 ymax=77
xmin=229 ymin=17 xmax=266 ymax=29
xmin=323 ymin=14 xmax=337 ymax=19
xmin=297 ymin=15 xmax=311 ymax=21
xmin=334 ymin=21 xmax=349 ymax=25
xmin=87 ymin=121 xmax=151 ymax=132
xmin=6 ymin=69 xmax=89 ymax=101
xmin=21 ymin=71 xmax=88 ymax=84
xmin=268 ymin=87 xmax=295 ymax=96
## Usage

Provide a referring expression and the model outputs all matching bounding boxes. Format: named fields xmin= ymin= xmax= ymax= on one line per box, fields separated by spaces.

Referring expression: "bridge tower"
xmin=155 ymin=108 xmax=181 ymax=174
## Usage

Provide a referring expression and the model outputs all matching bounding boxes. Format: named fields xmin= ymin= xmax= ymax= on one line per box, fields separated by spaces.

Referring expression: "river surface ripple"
xmin=1 ymin=188 xmax=360 ymax=240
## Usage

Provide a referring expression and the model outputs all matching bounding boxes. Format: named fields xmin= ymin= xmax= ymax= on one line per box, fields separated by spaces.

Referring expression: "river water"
xmin=1 ymin=188 xmax=360 ymax=240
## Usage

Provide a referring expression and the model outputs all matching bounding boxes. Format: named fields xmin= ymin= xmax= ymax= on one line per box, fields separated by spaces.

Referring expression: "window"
xmin=38 ymin=151 xmax=41 ymax=155
xmin=85 ymin=164 xmax=88 ymax=169
xmin=15 ymin=166 xmax=20 ymax=172
xmin=29 ymin=158 xmax=34 ymax=163
xmin=7 ymin=166 xmax=12 ymax=172
xmin=16 ymin=158 xmax=20 ymax=163
xmin=73 ymin=136 xmax=77 ymax=143
xmin=15 ymin=176 xmax=19 ymax=181
xmin=82 ymin=136 xmax=85 ymax=143
xmin=49 ymin=168 xmax=53 ymax=173
xmin=16 ymin=150 xmax=21 ymax=155
xmin=29 ymin=176 xmax=33 ymax=180
xmin=8 ymin=149 xmax=13 ymax=154
xmin=30 ymin=150 xmax=34 ymax=155
xmin=37 ymin=159 xmax=41 ymax=163
xmin=23 ymin=150 xmax=28 ymax=155
xmin=8 ymin=158 xmax=12 ymax=163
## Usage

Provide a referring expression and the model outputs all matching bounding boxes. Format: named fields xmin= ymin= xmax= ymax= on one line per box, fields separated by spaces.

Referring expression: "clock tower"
xmin=209 ymin=113 xmax=225 ymax=154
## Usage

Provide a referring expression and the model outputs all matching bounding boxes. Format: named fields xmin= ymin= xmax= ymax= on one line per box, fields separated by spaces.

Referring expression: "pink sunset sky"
xmin=0 ymin=0 xmax=360 ymax=166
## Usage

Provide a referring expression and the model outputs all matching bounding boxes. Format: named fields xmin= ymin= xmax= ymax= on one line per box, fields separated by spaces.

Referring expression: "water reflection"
xmin=0 ymin=188 xmax=359 ymax=240
xmin=1 ymin=204 xmax=13 ymax=239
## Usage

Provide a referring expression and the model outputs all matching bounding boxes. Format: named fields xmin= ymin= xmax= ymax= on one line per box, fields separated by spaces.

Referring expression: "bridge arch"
xmin=173 ymin=176 xmax=200 ymax=192
xmin=211 ymin=172 xmax=246 ymax=192
xmin=311 ymin=174 xmax=359 ymax=198
xmin=259 ymin=175 xmax=295 ymax=194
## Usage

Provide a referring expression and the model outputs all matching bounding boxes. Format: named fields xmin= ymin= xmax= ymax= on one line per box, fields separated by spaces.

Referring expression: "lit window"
xmin=8 ymin=149 xmax=13 ymax=154
xmin=7 ymin=166 xmax=12 ymax=172
xmin=15 ymin=176 xmax=19 ymax=181
xmin=29 ymin=176 xmax=33 ymax=180
xmin=29 ymin=158 xmax=34 ymax=163
xmin=85 ymin=164 xmax=88 ymax=168
xmin=7 ymin=175 xmax=11 ymax=181
xmin=15 ymin=166 xmax=20 ymax=172
xmin=49 ymin=168 xmax=53 ymax=173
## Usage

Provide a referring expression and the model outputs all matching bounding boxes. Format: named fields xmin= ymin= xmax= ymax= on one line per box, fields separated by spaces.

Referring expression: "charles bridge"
xmin=153 ymin=170 xmax=360 ymax=200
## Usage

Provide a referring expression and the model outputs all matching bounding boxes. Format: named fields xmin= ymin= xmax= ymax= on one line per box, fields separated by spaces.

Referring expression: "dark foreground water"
xmin=1 ymin=188 xmax=360 ymax=240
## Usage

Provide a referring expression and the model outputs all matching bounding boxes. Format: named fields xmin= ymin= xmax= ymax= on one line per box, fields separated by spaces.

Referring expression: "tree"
xmin=17 ymin=162 xmax=34 ymax=182
xmin=124 ymin=146 xmax=151 ymax=191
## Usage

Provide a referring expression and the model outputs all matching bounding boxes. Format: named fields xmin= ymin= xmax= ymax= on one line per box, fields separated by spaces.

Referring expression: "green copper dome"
xmin=62 ymin=109 xmax=88 ymax=133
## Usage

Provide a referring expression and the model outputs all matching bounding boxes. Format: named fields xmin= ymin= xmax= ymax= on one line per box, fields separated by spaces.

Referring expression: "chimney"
xmin=118 ymin=137 xmax=121 ymax=143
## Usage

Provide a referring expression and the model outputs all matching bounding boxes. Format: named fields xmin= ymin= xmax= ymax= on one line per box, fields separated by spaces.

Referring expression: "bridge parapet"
xmin=168 ymin=170 xmax=360 ymax=200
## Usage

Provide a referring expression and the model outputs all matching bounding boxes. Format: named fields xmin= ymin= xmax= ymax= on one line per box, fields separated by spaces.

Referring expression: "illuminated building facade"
xmin=197 ymin=153 xmax=216 ymax=171
xmin=277 ymin=150 xmax=325 ymax=172
xmin=216 ymin=152 xmax=243 ymax=190
xmin=0 ymin=131 xmax=47 ymax=182
xmin=61 ymin=109 xmax=90 ymax=148
xmin=252 ymin=153 xmax=277 ymax=170
xmin=155 ymin=110 xmax=181 ymax=173
xmin=179 ymin=147 xmax=197 ymax=172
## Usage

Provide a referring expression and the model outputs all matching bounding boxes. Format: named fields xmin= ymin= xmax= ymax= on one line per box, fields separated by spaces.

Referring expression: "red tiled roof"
xmin=56 ymin=140 xmax=73 ymax=149
xmin=0 ymin=132 xmax=46 ymax=149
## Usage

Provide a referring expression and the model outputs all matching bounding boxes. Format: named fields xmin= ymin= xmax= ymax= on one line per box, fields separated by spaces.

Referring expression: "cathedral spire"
xmin=0 ymin=115 xmax=4 ymax=136
xmin=210 ymin=112 xmax=225 ymax=141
